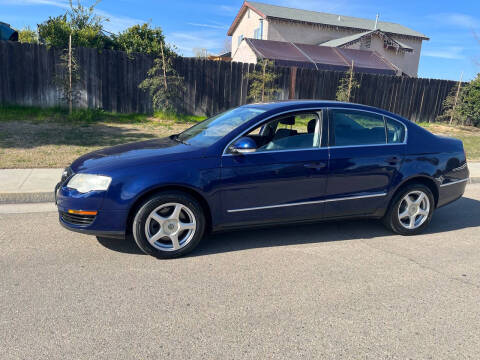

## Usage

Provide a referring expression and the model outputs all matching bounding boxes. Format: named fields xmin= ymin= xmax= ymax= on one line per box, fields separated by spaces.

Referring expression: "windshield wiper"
xmin=172 ymin=134 xmax=189 ymax=145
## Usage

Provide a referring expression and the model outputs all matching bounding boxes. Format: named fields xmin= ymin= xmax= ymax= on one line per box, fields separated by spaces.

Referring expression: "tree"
xmin=247 ymin=59 xmax=280 ymax=102
xmin=38 ymin=0 xmax=113 ymax=49
xmin=336 ymin=61 xmax=360 ymax=102
xmin=54 ymin=34 xmax=81 ymax=113
xmin=458 ymin=74 xmax=480 ymax=127
xmin=113 ymin=23 xmax=174 ymax=57
xmin=437 ymin=75 xmax=466 ymax=125
xmin=18 ymin=26 xmax=38 ymax=44
xmin=38 ymin=15 xmax=70 ymax=48
xmin=139 ymin=47 xmax=184 ymax=112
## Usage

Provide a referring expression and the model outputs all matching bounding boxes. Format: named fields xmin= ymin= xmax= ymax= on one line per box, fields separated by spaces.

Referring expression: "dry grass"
xmin=1 ymin=109 xmax=479 ymax=169
xmin=0 ymin=120 xmax=191 ymax=168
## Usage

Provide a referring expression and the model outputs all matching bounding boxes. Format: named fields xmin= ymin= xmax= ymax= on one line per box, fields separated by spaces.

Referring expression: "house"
xmin=208 ymin=51 xmax=232 ymax=61
xmin=227 ymin=1 xmax=429 ymax=77
xmin=236 ymin=38 xmax=399 ymax=75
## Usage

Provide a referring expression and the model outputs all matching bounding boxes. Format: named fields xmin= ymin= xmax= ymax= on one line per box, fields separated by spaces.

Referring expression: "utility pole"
xmin=68 ymin=32 xmax=72 ymax=114
xmin=450 ymin=71 xmax=463 ymax=125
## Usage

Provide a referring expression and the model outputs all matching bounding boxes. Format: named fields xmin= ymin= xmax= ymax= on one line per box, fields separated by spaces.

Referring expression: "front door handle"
xmin=304 ymin=162 xmax=327 ymax=170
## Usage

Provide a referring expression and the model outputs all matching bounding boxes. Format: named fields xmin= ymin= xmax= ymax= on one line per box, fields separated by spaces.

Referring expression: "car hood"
xmin=71 ymin=137 xmax=207 ymax=173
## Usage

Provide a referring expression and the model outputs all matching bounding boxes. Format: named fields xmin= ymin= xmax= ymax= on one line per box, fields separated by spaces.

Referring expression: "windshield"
xmin=176 ymin=107 xmax=266 ymax=146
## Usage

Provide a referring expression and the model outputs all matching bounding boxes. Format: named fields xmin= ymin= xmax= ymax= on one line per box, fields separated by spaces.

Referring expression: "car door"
xmin=325 ymin=108 xmax=407 ymax=218
xmin=219 ymin=110 xmax=329 ymax=228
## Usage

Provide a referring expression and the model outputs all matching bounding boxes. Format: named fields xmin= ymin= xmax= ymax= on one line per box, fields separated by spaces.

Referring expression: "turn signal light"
xmin=67 ymin=209 xmax=98 ymax=216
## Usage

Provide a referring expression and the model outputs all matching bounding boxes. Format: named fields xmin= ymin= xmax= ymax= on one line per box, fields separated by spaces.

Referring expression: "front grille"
xmin=60 ymin=211 xmax=95 ymax=226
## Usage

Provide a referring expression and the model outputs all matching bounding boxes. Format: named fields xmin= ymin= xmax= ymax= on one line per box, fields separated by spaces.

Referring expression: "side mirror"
xmin=229 ymin=137 xmax=257 ymax=154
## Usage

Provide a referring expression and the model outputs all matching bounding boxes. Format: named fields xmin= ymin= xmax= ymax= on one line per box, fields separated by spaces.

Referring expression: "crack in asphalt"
xmin=358 ymin=239 xmax=480 ymax=290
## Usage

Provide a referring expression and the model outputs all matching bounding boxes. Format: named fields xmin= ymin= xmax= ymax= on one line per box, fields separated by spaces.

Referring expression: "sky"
xmin=1 ymin=0 xmax=479 ymax=81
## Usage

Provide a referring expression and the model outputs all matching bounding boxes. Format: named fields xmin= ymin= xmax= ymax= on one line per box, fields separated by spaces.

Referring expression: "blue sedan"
xmin=56 ymin=101 xmax=470 ymax=258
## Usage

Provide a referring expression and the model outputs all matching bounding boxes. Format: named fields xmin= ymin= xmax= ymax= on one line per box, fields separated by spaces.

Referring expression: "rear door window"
xmin=331 ymin=109 xmax=386 ymax=146
xmin=386 ymin=118 xmax=406 ymax=144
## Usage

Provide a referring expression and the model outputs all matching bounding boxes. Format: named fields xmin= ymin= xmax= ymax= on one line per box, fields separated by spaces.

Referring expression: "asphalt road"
xmin=2 ymin=186 xmax=480 ymax=360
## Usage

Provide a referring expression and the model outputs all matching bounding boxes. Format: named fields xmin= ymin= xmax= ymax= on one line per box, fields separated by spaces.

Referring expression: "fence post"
xmin=289 ymin=66 xmax=297 ymax=99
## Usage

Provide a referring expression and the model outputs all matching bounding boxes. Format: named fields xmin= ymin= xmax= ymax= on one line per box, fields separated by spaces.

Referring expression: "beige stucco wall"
xmin=344 ymin=34 xmax=422 ymax=77
xmin=266 ymin=19 xmax=359 ymax=44
xmin=232 ymin=40 xmax=258 ymax=64
xmin=231 ymin=9 xmax=268 ymax=57
xmin=387 ymin=36 xmax=422 ymax=77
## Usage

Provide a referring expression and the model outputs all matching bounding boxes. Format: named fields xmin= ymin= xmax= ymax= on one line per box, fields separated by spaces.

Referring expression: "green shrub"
xmin=458 ymin=74 xmax=480 ymax=127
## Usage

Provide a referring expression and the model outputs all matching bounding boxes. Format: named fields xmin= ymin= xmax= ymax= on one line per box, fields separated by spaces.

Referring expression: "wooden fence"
xmin=0 ymin=41 xmax=154 ymax=113
xmin=0 ymin=40 xmax=458 ymax=122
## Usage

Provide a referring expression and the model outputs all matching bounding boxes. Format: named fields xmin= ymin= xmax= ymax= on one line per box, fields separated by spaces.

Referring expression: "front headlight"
xmin=67 ymin=174 xmax=112 ymax=193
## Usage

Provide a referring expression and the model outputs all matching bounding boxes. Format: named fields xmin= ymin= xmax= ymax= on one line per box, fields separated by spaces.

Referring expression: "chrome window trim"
xmin=224 ymin=146 xmax=327 ymax=156
xmin=227 ymin=192 xmax=387 ymax=213
xmin=439 ymin=178 xmax=469 ymax=187
xmin=327 ymin=107 xmax=408 ymax=147
xmin=326 ymin=143 xmax=405 ymax=150
xmin=222 ymin=108 xmax=324 ymax=156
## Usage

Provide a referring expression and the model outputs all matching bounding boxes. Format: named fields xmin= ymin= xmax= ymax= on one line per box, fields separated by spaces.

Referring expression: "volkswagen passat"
xmin=56 ymin=101 xmax=469 ymax=258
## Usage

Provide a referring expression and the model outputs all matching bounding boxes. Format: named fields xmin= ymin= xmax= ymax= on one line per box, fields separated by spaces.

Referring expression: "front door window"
xmin=241 ymin=112 xmax=321 ymax=152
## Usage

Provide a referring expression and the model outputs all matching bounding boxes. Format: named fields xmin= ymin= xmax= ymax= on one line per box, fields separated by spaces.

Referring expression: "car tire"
xmin=383 ymin=184 xmax=435 ymax=236
xmin=132 ymin=191 xmax=206 ymax=259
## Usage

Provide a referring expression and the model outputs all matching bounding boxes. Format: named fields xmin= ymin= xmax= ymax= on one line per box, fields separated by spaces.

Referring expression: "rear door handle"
xmin=304 ymin=162 xmax=326 ymax=170
xmin=386 ymin=156 xmax=400 ymax=165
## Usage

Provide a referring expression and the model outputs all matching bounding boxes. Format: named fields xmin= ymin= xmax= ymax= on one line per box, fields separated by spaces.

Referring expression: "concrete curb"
xmin=0 ymin=177 xmax=479 ymax=204
xmin=0 ymin=192 xmax=54 ymax=204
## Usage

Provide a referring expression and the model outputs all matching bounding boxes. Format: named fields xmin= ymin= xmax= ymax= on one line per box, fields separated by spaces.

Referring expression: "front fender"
xmin=100 ymin=157 xmax=221 ymax=211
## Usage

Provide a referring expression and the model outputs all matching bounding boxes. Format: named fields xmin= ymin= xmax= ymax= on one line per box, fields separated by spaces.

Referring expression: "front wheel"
xmin=383 ymin=184 xmax=435 ymax=235
xmin=132 ymin=191 xmax=206 ymax=258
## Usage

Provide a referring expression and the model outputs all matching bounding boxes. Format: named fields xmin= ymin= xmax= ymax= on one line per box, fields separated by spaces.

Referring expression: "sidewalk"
xmin=1 ymin=164 xmax=480 ymax=204
xmin=0 ymin=168 xmax=62 ymax=204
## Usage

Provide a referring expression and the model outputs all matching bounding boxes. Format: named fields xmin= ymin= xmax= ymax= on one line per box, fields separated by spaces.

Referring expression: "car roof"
xmin=242 ymin=100 xmax=407 ymax=122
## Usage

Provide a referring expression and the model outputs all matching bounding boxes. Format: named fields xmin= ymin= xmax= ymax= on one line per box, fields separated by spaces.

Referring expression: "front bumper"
xmin=55 ymin=182 xmax=128 ymax=238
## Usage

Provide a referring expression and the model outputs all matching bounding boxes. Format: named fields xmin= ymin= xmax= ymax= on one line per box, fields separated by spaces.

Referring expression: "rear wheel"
xmin=132 ymin=191 xmax=205 ymax=258
xmin=383 ymin=184 xmax=434 ymax=235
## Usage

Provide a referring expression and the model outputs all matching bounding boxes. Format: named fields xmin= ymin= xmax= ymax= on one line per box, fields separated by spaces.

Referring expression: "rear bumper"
xmin=437 ymin=178 xmax=468 ymax=208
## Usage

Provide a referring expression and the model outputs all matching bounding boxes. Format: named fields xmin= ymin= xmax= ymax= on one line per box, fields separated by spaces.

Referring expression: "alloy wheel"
xmin=397 ymin=190 xmax=430 ymax=230
xmin=144 ymin=203 xmax=197 ymax=251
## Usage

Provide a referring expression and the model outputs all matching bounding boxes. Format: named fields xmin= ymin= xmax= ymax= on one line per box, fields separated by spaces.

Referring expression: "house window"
xmin=237 ymin=34 xmax=244 ymax=46
xmin=253 ymin=20 xmax=264 ymax=39
xmin=247 ymin=9 xmax=250 ymax=18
